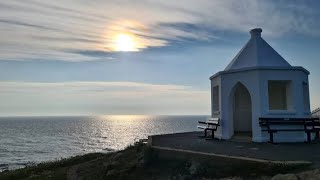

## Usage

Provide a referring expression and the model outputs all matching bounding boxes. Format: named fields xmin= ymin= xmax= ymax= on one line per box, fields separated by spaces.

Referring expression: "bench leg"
xmin=307 ymin=132 xmax=311 ymax=143
xmin=204 ymin=129 xmax=207 ymax=137
xmin=270 ymin=132 xmax=274 ymax=143
xmin=316 ymin=131 xmax=319 ymax=139
xmin=212 ymin=130 xmax=214 ymax=139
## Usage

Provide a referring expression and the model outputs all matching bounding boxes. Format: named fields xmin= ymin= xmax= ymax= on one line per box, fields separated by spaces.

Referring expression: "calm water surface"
xmin=0 ymin=115 xmax=206 ymax=170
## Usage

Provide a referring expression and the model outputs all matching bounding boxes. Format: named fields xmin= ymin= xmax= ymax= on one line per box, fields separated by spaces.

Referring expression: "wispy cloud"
xmin=0 ymin=0 xmax=319 ymax=61
xmin=0 ymin=81 xmax=209 ymax=115
xmin=0 ymin=81 xmax=195 ymax=93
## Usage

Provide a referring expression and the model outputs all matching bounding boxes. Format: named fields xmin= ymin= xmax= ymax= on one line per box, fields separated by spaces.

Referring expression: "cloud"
xmin=0 ymin=81 xmax=210 ymax=115
xmin=0 ymin=0 xmax=319 ymax=61
xmin=0 ymin=81 xmax=195 ymax=93
xmin=0 ymin=19 xmax=63 ymax=32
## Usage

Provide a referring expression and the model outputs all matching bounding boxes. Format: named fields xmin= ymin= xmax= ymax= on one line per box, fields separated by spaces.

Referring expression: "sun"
xmin=114 ymin=33 xmax=136 ymax=51
xmin=101 ymin=20 xmax=166 ymax=52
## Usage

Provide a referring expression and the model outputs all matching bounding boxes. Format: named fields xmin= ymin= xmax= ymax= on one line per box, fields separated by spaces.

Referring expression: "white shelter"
xmin=210 ymin=28 xmax=311 ymax=142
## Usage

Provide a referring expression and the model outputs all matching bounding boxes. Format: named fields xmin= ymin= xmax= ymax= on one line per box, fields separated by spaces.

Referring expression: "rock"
xmin=136 ymin=158 xmax=144 ymax=168
xmin=104 ymin=161 xmax=121 ymax=170
xmin=271 ymin=174 xmax=298 ymax=180
xmin=189 ymin=161 xmax=200 ymax=175
xmin=219 ymin=177 xmax=243 ymax=180
xmin=257 ymin=176 xmax=271 ymax=180
xmin=179 ymin=175 xmax=192 ymax=180
xmin=111 ymin=152 xmax=123 ymax=160
xmin=297 ymin=169 xmax=320 ymax=180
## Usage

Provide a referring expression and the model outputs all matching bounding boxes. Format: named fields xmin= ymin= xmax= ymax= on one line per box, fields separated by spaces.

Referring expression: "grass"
xmin=0 ymin=153 xmax=103 ymax=180
xmin=0 ymin=141 xmax=311 ymax=180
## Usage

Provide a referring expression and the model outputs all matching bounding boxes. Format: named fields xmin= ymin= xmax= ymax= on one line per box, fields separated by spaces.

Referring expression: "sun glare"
xmin=101 ymin=20 xmax=166 ymax=52
xmin=114 ymin=34 xmax=136 ymax=52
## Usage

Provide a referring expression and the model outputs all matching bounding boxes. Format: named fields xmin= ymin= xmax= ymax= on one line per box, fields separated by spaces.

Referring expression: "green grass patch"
xmin=0 ymin=153 xmax=104 ymax=180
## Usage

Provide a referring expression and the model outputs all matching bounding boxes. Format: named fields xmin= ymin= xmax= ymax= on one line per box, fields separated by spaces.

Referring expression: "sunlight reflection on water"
xmin=0 ymin=115 xmax=206 ymax=170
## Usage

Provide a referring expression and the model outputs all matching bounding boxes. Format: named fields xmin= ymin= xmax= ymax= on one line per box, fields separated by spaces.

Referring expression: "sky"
xmin=0 ymin=0 xmax=320 ymax=116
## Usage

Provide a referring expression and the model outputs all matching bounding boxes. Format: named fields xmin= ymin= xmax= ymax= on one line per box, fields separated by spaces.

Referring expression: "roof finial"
xmin=250 ymin=28 xmax=262 ymax=37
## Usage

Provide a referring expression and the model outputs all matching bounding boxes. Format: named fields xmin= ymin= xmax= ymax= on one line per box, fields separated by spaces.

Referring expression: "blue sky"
xmin=0 ymin=0 xmax=320 ymax=116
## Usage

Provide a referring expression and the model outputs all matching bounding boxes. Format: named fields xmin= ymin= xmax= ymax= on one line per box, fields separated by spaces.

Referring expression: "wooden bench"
xmin=197 ymin=117 xmax=220 ymax=139
xmin=259 ymin=117 xmax=320 ymax=143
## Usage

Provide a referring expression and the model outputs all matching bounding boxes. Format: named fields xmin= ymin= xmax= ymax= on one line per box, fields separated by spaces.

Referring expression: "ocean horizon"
xmin=0 ymin=115 xmax=207 ymax=171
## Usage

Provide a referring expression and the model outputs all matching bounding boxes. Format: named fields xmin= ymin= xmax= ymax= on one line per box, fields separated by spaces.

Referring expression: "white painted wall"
xmin=210 ymin=76 xmax=222 ymax=138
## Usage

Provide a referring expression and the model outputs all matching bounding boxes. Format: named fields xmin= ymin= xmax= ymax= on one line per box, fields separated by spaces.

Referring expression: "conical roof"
xmin=225 ymin=28 xmax=291 ymax=71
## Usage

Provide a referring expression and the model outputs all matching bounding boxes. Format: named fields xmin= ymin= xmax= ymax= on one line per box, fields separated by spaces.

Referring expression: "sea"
xmin=0 ymin=115 xmax=206 ymax=171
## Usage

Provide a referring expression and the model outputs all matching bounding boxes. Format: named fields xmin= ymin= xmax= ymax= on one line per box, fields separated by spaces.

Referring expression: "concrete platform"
xmin=148 ymin=132 xmax=320 ymax=167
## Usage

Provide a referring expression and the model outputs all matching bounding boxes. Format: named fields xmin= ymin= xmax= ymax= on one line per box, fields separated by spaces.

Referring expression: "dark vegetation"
xmin=0 ymin=141 xmax=310 ymax=180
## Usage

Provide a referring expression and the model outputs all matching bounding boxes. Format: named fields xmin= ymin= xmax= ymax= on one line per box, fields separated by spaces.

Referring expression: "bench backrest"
xmin=207 ymin=117 xmax=219 ymax=124
xmin=260 ymin=117 xmax=319 ymax=121
xmin=259 ymin=117 xmax=320 ymax=125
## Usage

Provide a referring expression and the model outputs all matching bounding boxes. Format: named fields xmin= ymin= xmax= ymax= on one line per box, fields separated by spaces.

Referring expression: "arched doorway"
xmin=232 ymin=83 xmax=252 ymax=138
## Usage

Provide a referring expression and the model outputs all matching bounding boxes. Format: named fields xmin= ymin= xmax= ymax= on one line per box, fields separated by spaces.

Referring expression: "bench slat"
xmin=207 ymin=121 xmax=219 ymax=125
xmin=208 ymin=117 xmax=219 ymax=121
xmin=197 ymin=126 xmax=207 ymax=129
xmin=207 ymin=123 xmax=219 ymax=126
xmin=260 ymin=122 xmax=305 ymax=125
xmin=259 ymin=117 xmax=319 ymax=121
xmin=261 ymin=129 xmax=305 ymax=132
xmin=198 ymin=121 xmax=207 ymax=124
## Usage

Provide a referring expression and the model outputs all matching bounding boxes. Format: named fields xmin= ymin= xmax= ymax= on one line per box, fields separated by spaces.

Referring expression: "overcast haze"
xmin=0 ymin=0 xmax=320 ymax=116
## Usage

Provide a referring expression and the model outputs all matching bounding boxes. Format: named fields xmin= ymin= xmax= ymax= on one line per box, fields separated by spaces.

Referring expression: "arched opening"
xmin=231 ymin=83 xmax=252 ymax=139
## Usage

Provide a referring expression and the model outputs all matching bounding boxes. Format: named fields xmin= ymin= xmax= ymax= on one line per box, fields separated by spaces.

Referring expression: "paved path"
xmin=150 ymin=132 xmax=320 ymax=167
